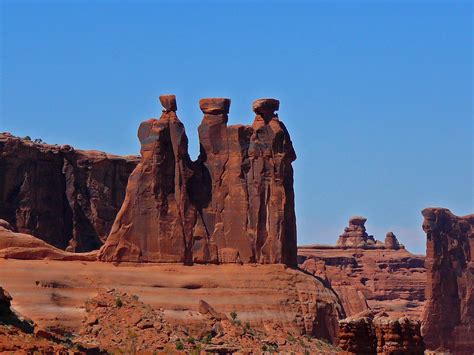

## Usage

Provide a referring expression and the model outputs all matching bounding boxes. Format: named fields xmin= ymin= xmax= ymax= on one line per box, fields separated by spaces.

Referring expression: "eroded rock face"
xmin=99 ymin=95 xmax=196 ymax=263
xmin=421 ymin=207 xmax=474 ymax=354
xmin=0 ymin=133 xmax=138 ymax=252
xmin=100 ymin=96 xmax=297 ymax=265
xmin=336 ymin=216 xmax=377 ymax=248
xmin=299 ymin=243 xmax=426 ymax=317
xmin=338 ymin=311 xmax=424 ymax=355
xmin=384 ymin=232 xmax=402 ymax=250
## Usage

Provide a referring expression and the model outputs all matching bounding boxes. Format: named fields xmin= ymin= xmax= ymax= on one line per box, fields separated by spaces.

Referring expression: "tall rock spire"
xmin=100 ymin=96 xmax=297 ymax=266
xmin=99 ymin=95 xmax=195 ymax=262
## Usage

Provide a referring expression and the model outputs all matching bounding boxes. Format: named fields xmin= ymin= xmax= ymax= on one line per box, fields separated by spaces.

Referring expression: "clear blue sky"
xmin=1 ymin=1 xmax=472 ymax=254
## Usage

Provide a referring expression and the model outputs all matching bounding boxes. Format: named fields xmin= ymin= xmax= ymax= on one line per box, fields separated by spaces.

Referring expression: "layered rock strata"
xmin=100 ymin=96 xmax=297 ymax=265
xmin=0 ymin=133 xmax=138 ymax=252
xmin=421 ymin=207 xmax=474 ymax=354
xmin=299 ymin=219 xmax=425 ymax=317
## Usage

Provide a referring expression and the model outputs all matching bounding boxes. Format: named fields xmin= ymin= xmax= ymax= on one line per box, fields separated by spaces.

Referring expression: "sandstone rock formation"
xmin=384 ymin=231 xmax=403 ymax=250
xmin=338 ymin=311 xmax=424 ymax=354
xmin=99 ymin=95 xmax=195 ymax=263
xmin=100 ymin=96 xmax=297 ymax=265
xmin=421 ymin=207 xmax=474 ymax=354
xmin=0 ymin=132 xmax=138 ymax=252
xmin=0 ymin=224 xmax=97 ymax=261
xmin=336 ymin=216 xmax=378 ymax=248
xmin=299 ymin=220 xmax=426 ymax=317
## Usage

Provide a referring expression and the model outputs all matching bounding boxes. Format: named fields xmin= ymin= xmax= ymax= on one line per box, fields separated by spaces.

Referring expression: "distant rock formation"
xmin=384 ymin=231 xmax=403 ymax=250
xmin=0 ymin=133 xmax=138 ymax=252
xmin=100 ymin=96 xmax=297 ymax=265
xmin=299 ymin=219 xmax=425 ymax=318
xmin=299 ymin=245 xmax=426 ymax=318
xmin=421 ymin=207 xmax=474 ymax=354
xmin=338 ymin=310 xmax=424 ymax=354
xmin=336 ymin=216 xmax=378 ymax=248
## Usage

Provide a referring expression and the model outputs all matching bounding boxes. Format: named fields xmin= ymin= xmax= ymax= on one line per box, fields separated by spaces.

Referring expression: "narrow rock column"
xmin=99 ymin=95 xmax=193 ymax=262
xmin=192 ymin=98 xmax=232 ymax=262
xmin=247 ymin=98 xmax=297 ymax=266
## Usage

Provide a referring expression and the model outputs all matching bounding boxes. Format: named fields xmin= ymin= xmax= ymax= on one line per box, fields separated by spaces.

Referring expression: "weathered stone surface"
xmin=199 ymin=98 xmax=231 ymax=114
xmin=338 ymin=310 xmax=424 ymax=354
xmin=0 ymin=133 xmax=138 ymax=252
xmin=336 ymin=216 xmax=376 ymax=248
xmin=299 ymin=238 xmax=426 ymax=317
xmin=252 ymin=98 xmax=279 ymax=115
xmin=421 ymin=207 xmax=474 ymax=354
xmin=159 ymin=94 xmax=177 ymax=112
xmin=373 ymin=315 xmax=424 ymax=354
xmin=99 ymin=98 xmax=195 ymax=263
xmin=338 ymin=310 xmax=377 ymax=353
xmin=0 ymin=225 xmax=98 ymax=261
xmin=100 ymin=96 xmax=297 ymax=265
xmin=384 ymin=231 xmax=402 ymax=250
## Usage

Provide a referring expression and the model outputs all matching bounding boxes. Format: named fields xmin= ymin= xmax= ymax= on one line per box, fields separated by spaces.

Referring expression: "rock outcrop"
xmin=384 ymin=232 xmax=403 ymax=250
xmin=100 ymin=96 xmax=297 ymax=265
xmin=299 ymin=219 xmax=426 ymax=317
xmin=421 ymin=207 xmax=474 ymax=354
xmin=0 ymin=223 xmax=97 ymax=261
xmin=0 ymin=132 xmax=138 ymax=252
xmin=338 ymin=310 xmax=424 ymax=354
xmin=336 ymin=216 xmax=378 ymax=248
xmin=99 ymin=95 xmax=195 ymax=263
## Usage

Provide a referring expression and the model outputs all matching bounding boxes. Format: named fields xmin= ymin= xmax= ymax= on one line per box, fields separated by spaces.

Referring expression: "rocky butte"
xmin=421 ymin=207 xmax=474 ymax=354
xmin=99 ymin=95 xmax=297 ymax=265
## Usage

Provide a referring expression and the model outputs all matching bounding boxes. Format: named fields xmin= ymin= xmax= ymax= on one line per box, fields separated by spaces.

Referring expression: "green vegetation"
xmin=175 ymin=340 xmax=184 ymax=350
xmin=115 ymin=296 xmax=123 ymax=308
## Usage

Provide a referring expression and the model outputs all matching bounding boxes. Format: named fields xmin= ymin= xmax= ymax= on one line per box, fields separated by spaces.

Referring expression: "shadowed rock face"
xmin=421 ymin=207 xmax=474 ymax=354
xmin=0 ymin=133 xmax=138 ymax=252
xmin=100 ymin=96 xmax=297 ymax=265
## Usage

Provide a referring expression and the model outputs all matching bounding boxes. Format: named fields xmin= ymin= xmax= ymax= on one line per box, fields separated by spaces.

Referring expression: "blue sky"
xmin=1 ymin=1 xmax=472 ymax=254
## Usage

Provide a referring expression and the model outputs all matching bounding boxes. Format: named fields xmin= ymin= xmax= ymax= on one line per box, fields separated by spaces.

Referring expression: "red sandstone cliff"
xmin=99 ymin=96 xmax=297 ymax=265
xmin=0 ymin=133 xmax=138 ymax=252
xmin=421 ymin=207 xmax=474 ymax=354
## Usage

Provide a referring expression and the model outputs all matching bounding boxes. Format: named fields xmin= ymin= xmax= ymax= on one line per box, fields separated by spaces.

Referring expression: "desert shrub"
xmin=175 ymin=340 xmax=184 ymax=350
xmin=115 ymin=296 xmax=123 ymax=308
